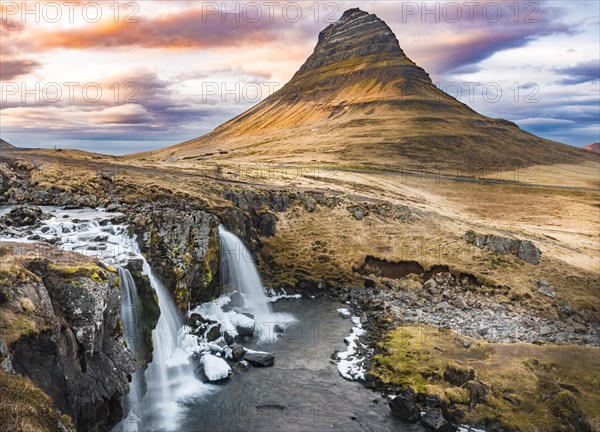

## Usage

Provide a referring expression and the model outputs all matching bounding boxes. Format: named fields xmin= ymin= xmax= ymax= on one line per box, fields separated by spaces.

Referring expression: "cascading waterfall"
xmin=0 ymin=206 xmax=206 ymax=432
xmin=218 ymin=225 xmax=277 ymax=331
xmin=116 ymin=267 xmax=145 ymax=423
xmin=137 ymin=262 xmax=202 ymax=431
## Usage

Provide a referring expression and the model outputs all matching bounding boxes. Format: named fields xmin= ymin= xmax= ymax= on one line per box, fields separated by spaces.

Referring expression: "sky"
xmin=1 ymin=0 xmax=599 ymax=154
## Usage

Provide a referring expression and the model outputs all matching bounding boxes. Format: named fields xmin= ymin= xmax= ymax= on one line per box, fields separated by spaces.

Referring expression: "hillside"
xmin=146 ymin=8 xmax=595 ymax=171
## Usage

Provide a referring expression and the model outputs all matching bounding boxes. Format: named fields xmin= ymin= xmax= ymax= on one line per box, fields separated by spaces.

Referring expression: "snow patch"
xmin=200 ymin=354 xmax=231 ymax=381
xmin=336 ymin=315 xmax=368 ymax=380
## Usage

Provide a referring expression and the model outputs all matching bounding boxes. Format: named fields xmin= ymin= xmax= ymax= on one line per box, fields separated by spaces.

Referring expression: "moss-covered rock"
xmin=131 ymin=202 xmax=220 ymax=310
xmin=127 ymin=266 xmax=160 ymax=366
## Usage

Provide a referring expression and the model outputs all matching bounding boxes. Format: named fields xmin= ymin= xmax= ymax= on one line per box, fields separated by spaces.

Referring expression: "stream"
xmin=178 ymin=298 xmax=423 ymax=432
xmin=0 ymin=206 xmax=424 ymax=432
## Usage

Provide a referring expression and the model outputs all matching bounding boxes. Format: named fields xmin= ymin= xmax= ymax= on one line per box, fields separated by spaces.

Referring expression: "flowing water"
xmin=0 ymin=207 xmax=208 ymax=431
xmin=218 ymin=225 xmax=283 ymax=337
xmin=178 ymin=298 xmax=425 ymax=432
xmin=1 ymin=207 xmax=426 ymax=431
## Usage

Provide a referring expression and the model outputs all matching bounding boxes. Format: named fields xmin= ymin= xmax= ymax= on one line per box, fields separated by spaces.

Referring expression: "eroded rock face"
xmin=279 ymin=8 xmax=431 ymax=102
xmin=131 ymin=202 xmax=220 ymax=310
xmin=0 ymin=252 xmax=135 ymax=431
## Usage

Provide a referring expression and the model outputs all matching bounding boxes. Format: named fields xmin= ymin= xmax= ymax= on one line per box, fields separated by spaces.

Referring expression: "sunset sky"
xmin=1 ymin=0 xmax=599 ymax=154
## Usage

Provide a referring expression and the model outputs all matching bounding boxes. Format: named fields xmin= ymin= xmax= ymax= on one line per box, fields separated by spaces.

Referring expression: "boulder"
xmin=205 ymin=324 xmax=221 ymax=342
xmin=200 ymin=354 xmax=232 ymax=382
xmin=487 ymin=236 xmax=518 ymax=255
xmin=464 ymin=380 xmax=488 ymax=408
xmin=421 ymin=408 xmax=452 ymax=431
xmin=2 ymin=205 xmax=50 ymax=227
xmin=244 ymin=349 xmax=274 ymax=367
xmin=230 ymin=344 xmax=246 ymax=362
xmin=444 ymin=363 xmax=475 ymax=386
xmin=518 ymin=241 xmax=541 ymax=265
xmin=232 ymin=360 xmax=251 ymax=373
xmin=388 ymin=388 xmax=419 ymax=423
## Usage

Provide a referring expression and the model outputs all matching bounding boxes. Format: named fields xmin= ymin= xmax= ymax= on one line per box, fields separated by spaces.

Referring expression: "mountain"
xmin=148 ymin=8 xmax=595 ymax=170
xmin=583 ymin=143 xmax=600 ymax=153
xmin=0 ymin=138 xmax=16 ymax=149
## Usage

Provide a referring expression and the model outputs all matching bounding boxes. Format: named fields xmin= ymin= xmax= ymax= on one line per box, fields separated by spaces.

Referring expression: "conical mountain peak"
xmin=287 ymin=8 xmax=432 ymax=96
xmin=151 ymin=8 xmax=592 ymax=171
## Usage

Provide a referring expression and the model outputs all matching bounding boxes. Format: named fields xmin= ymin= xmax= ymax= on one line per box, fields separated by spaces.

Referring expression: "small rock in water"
xmin=229 ymin=291 xmax=244 ymax=308
xmin=200 ymin=354 xmax=232 ymax=382
xmin=232 ymin=360 xmax=251 ymax=373
xmin=230 ymin=344 xmax=246 ymax=362
xmin=364 ymin=277 xmax=376 ymax=288
xmin=421 ymin=407 xmax=450 ymax=431
xmin=244 ymin=349 xmax=274 ymax=367
xmin=389 ymin=388 xmax=419 ymax=423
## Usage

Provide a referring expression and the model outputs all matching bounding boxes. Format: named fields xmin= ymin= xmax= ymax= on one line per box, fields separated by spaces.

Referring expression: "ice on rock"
xmin=200 ymin=354 xmax=232 ymax=381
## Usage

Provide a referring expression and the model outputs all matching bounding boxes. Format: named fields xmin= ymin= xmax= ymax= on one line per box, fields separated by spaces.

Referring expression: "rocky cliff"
xmin=0 ymin=242 xmax=135 ymax=431
xmin=130 ymin=201 xmax=221 ymax=310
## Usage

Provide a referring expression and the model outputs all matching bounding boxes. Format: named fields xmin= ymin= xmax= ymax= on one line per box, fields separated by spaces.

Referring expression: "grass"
xmin=371 ymin=325 xmax=600 ymax=431
xmin=0 ymin=369 xmax=73 ymax=432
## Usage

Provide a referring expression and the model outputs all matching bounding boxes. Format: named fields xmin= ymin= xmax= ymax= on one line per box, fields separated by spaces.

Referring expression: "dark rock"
xmin=1 ymin=205 xmax=50 ymax=227
xmin=421 ymin=408 xmax=452 ymax=431
xmin=444 ymin=363 xmax=475 ymax=386
xmin=388 ymin=388 xmax=419 ymax=423
xmin=232 ymin=360 xmax=251 ymax=373
xmin=244 ymin=350 xmax=274 ymax=367
xmin=125 ymin=258 xmax=144 ymax=272
xmin=206 ymin=325 xmax=221 ymax=342
xmin=223 ymin=331 xmax=234 ymax=345
xmin=518 ymin=241 xmax=541 ymax=264
xmin=229 ymin=291 xmax=244 ymax=308
xmin=230 ymin=344 xmax=246 ymax=362
xmin=487 ymin=235 xmax=518 ymax=255
xmin=364 ymin=277 xmax=376 ymax=288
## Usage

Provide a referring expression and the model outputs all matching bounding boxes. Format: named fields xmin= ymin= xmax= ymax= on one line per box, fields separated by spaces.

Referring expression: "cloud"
xmin=0 ymin=59 xmax=41 ymax=80
xmin=555 ymin=60 xmax=600 ymax=84
xmin=23 ymin=7 xmax=305 ymax=52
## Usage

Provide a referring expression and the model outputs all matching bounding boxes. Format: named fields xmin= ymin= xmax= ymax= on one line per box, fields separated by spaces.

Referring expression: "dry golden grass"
xmin=0 ymin=369 xmax=73 ymax=432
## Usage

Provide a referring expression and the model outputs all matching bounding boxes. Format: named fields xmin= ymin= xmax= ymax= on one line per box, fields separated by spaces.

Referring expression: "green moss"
xmin=129 ymin=270 xmax=160 ymax=366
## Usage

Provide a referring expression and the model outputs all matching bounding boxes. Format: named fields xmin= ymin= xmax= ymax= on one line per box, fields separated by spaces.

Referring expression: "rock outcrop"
xmin=0 ymin=243 xmax=135 ymax=431
xmin=130 ymin=201 xmax=220 ymax=310
xmin=464 ymin=230 xmax=542 ymax=264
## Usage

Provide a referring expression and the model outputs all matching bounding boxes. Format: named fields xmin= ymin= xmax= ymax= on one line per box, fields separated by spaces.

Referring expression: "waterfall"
xmin=137 ymin=262 xmax=202 ymax=431
xmin=218 ymin=225 xmax=276 ymax=333
xmin=116 ymin=268 xmax=145 ymax=421
xmin=117 ymin=264 xmax=201 ymax=431
xmin=2 ymin=206 xmax=208 ymax=432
